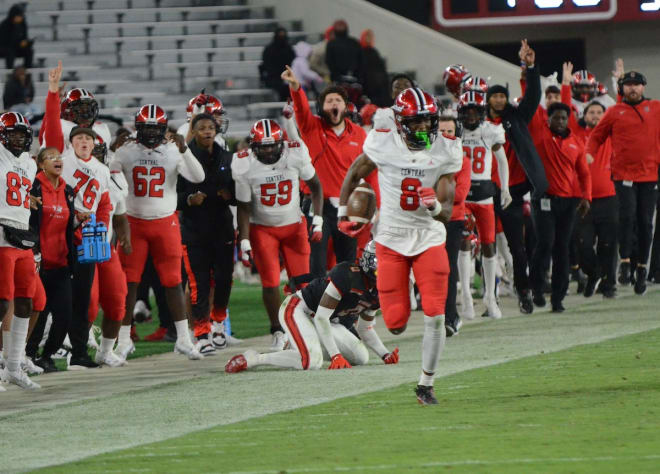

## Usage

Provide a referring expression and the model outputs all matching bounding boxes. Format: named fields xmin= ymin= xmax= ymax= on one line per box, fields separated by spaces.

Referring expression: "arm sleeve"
xmin=40 ymin=91 xmax=64 ymax=152
xmin=576 ymin=152 xmax=592 ymax=201
xmin=454 ymin=157 xmax=471 ymax=204
xmin=585 ymin=110 xmax=613 ymax=155
xmin=356 ymin=316 xmax=389 ymax=358
xmin=290 ymin=86 xmax=317 ymax=135
xmin=494 ymin=146 xmax=509 ymax=191
xmin=234 ymin=177 xmax=252 ymax=203
xmin=282 ymin=115 xmax=302 ymax=142
xmin=177 ymin=148 xmax=205 ymax=183
xmin=518 ymin=66 xmax=542 ymax=124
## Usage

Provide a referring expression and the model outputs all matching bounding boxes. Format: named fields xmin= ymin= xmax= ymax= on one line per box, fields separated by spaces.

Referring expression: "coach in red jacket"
xmin=282 ymin=65 xmax=371 ymax=277
xmin=586 ymin=71 xmax=660 ymax=295
xmin=530 ymin=102 xmax=591 ymax=313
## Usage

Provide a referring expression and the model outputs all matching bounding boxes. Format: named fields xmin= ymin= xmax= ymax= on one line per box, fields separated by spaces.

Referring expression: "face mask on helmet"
xmin=251 ymin=141 xmax=284 ymax=165
xmin=71 ymin=99 xmax=99 ymax=127
xmin=3 ymin=128 xmax=32 ymax=156
xmin=572 ymin=84 xmax=596 ymax=103
xmin=458 ymin=105 xmax=485 ymax=131
xmin=92 ymin=141 xmax=108 ymax=163
xmin=359 ymin=242 xmax=378 ymax=283
xmin=214 ymin=113 xmax=229 ymax=135
xmin=136 ymin=124 xmax=166 ymax=149
xmin=397 ymin=114 xmax=438 ymax=150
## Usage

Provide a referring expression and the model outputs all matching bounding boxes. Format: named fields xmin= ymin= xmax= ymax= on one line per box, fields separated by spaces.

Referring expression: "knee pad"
xmin=389 ymin=324 xmax=407 ymax=335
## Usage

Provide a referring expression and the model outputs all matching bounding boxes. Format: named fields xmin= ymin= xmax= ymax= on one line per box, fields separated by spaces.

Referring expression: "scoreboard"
xmin=434 ymin=0 xmax=660 ymax=27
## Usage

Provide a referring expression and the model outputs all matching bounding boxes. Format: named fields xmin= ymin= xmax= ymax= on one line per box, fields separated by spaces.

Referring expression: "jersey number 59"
xmin=260 ymin=179 xmax=292 ymax=206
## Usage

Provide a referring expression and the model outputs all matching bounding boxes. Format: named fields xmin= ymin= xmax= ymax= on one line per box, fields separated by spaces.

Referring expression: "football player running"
xmin=111 ymin=104 xmax=205 ymax=360
xmin=0 ymin=111 xmax=39 ymax=389
xmin=456 ymin=90 xmax=510 ymax=320
xmin=232 ymin=119 xmax=323 ymax=351
xmin=225 ymin=241 xmax=398 ymax=372
xmin=338 ymin=87 xmax=463 ymax=405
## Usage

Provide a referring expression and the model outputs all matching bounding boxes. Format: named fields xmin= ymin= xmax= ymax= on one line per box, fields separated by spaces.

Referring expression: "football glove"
xmin=310 ymin=215 xmax=323 ymax=243
xmin=240 ymin=239 xmax=252 ymax=268
xmin=418 ymin=187 xmax=442 ymax=216
xmin=337 ymin=219 xmax=366 ymax=238
xmin=382 ymin=347 xmax=399 ymax=365
xmin=328 ymin=353 xmax=352 ymax=370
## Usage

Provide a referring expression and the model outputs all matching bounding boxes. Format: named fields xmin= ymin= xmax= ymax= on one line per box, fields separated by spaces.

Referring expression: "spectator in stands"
xmin=309 ymin=25 xmax=334 ymax=82
xmin=291 ymin=41 xmax=324 ymax=94
xmin=0 ymin=4 xmax=33 ymax=70
xmin=586 ymin=70 xmax=660 ymax=295
xmin=282 ymin=65 xmax=375 ymax=278
xmin=3 ymin=66 xmax=34 ymax=110
xmin=358 ymin=29 xmax=389 ymax=107
xmin=325 ymin=20 xmax=361 ymax=83
xmin=177 ymin=113 xmax=236 ymax=354
xmin=261 ymin=27 xmax=295 ymax=101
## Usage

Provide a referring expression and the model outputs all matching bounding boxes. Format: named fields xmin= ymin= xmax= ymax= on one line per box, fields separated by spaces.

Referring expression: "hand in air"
xmin=280 ymin=65 xmax=301 ymax=91
xmin=337 ymin=219 xmax=366 ymax=238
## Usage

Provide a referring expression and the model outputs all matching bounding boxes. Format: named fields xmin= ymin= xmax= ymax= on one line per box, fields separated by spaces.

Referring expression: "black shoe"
xmin=601 ymin=286 xmax=617 ymax=299
xmin=518 ymin=290 xmax=533 ymax=314
xmin=164 ymin=328 xmax=177 ymax=343
xmin=583 ymin=275 xmax=600 ymax=298
xmin=415 ymin=385 xmax=438 ymax=405
xmin=551 ymin=301 xmax=565 ymax=313
xmin=634 ymin=267 xmax=647 ymax=295
xmin=35 ymin=356 xmax=58 ymax=373
xmin=532 ymin=291 xmax=546 ymax=308
xmin=445 ymin=318 xmax=462 ymax=338
xmin=68 ymin=353 xmax=100 ymax=370
xmin=618 ymin=261 xmax=631 ymax=285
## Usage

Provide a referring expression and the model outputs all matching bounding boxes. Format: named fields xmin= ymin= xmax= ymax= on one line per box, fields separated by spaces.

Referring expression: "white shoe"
xmin=52 ymin=347 xmax=70 ymax=360
xmin=210 ymin=322 xmax=228 ymax=349
xmin=270 ymin=331 xmax=287 ymax=351
xmin=87 ymin=326 xmax=100 ymax=350
xmin=62 ymin=334 xmax=72 ymax=350
xmin=194 ymin=338 xmax=216 ymax=355
xmin=461 ymin=294 xmax=475 ymax=320
xmin=116 ymin=340 xmax=135 ymax=361
xmin=95 ymin=350 xmax=127 ymax=367
xmin=21 ymin=355 xmax=44 ymax=375
xmin=484 ymin=297 xmax=502 ymax=319
xmin=5 ymin=368 xmax=41 ymax=390
xmin=133 ymin=299 xmax=151 ymax=319
xmin=174 ymin=340 xmax=204 ymax=360
xmin=226 ymin=334 xmax=243 ymax=346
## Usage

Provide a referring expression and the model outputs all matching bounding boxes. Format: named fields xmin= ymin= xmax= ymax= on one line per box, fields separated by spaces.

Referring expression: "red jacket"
xmin=586 ymin=99 xmax=660 ymax=182
xmin=533 ymin=124 xmax=591 ymax=201
xmin=290 ymin=86 xmax=376 ymax=199
xmin=451 ymin=156 xmax=471 ymax=221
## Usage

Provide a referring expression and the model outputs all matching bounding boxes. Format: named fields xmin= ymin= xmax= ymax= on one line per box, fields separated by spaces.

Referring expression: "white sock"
xmin=496 ymin=232 xmax=513 ymax=272
xmin=483 ymin=255 xmax=498 ymax=302
xmin=419 ymin=315 xmax=445 ymax=387
xmin=7 ymin=316 xmax=29 ymax=373
xmin=2 ymin=330 xmax=10 ymax=360
xmin=458 ymin=250 xmax=472 ymax=302
xmin=258 ymin=350 xmax=303 ymax=369
xmin=117 ymin=325 xmax=131 ymax=346
xmin=174 ymin=320 xmax=191 ymax=345
xmin=99 ymin=337 xmax=115 ymax=355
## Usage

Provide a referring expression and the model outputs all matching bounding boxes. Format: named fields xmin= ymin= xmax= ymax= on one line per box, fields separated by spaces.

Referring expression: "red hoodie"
xmin=35 ymin=172 xmax=71 ymax=270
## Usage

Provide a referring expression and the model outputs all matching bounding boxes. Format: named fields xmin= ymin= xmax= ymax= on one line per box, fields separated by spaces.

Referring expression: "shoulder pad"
xmin=231 ymin=151 xmax=251 ymax=176
xmin=442 ymin=132 xmax=457 ymax=140
xmin=287 ymin=140 xmax=300 ymax=148
xmin=236 ymin=149 xmax=249 ymax=159
xmin=375 ymin=128 xmax=390 ymax=133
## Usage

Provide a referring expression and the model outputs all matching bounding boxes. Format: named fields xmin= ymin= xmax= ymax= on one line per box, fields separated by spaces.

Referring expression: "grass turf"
xmin=43 ymin=326 xmax=660 ymax=473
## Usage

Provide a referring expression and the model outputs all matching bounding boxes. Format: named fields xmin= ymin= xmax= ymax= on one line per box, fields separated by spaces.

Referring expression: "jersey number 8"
xmin=400 ymin=177 xmax=422 ymax=211
xmin=464 ymin=146 xmax=487 ymax=174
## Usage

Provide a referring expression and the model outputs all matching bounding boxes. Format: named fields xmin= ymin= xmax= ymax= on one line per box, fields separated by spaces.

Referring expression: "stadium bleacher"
xmin=0 ymin=0 xmax=314 ymax=138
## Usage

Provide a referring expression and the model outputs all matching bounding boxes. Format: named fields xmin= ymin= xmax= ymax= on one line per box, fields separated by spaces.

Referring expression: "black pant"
xmin=25 ymin=267 xmax=73 ymax=359
xmin=577 ymin=196 xmax=618 ymax=290
xmin=70 ymin=260 xmax=95 ymax=358
xmin=530 ymin=195 xmax=578 ymax=304
xmin=615 ymin=181 xmax=658 ymax=265
xmin=495 ymin=183 xmax=531 ymax=294
xmin=444 ymin=219 xmax=464 ymax=324
xmin=182 ymin=237 xmax=234 ymax=323
xmin=137 ymin=256 xmax=172 ymax=329
xmin=0 ymin=45 xmax=34 ymax=69
xmin=304 ymin=198 xmax=357 ymax=278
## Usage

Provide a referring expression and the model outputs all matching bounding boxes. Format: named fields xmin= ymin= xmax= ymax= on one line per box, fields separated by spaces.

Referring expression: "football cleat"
xmin=87 ymin=326 xmax=101 ymax=350
xmin=21 ymin=355 xmax=44 ymax=375
xmin=194 ymin=337 xmax=216 ymax=356
xmin=415 ymin=385 xmax=438 ymax=405
xmin=144 ymin=326 xmax=168 ymax=342
xmin=484 ymin=296 xmax=502 ymax=319
xmin=445 ymin=317 xmax=462 ymax=338
xmin=4 ymin=368 xmax=41 ymax=390
xmin=94 ymin=350 xmax=127 ymax=367
xmin=67 ymin=353 xmax=100 ymax=370
xmin=211 ymin=322 xmax=228 ymax=349
xmin=116 ymin=340 xmax=136 ymax=361
xmin=460 ymin=292 xmax=475 ymax=320
xmin=634 ymin=267 xmax=647 ymax=295
xmin=270 ymin=331 xmax=287 ymax=351
xmin=518 ymin=290 xmax=534 ymax=314
xmin=174 ymin=340 xmax=204 ymax=360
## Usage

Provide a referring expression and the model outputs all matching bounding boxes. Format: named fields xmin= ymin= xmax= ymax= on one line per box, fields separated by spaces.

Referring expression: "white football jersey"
xmin=0 ymin=144 xmax=37 ymax=246
xmin=372 ymin=108 xmax=395 ymax=130
xmin=231 ymin=141 xmax=315 ymax=227
xmin=461 ymin=121 xmax=505 ymax=183
xmin=61 ymin=147 xmax=111 ymax=215
xmin=59 ymin=119 xmax=112 ymax=150
xmin=112 ymin=141 xmax=201 ymax=220
xmin=363 ymin=128 xmax=463 ymax=256
xmin=177 ymin=122 xmax=226 ymax=150
xmin=106 ymin=156 xmax=128 ymax=242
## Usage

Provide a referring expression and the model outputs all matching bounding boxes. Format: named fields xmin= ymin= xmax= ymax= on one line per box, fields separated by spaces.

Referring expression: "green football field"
xmin=2 ymin=281 xmax=660 ymax=473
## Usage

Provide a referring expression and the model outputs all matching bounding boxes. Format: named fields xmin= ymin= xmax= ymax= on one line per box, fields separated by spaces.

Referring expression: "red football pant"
xmin=0 ymin=247 xmax=36 ymax=301
xmin=33 ymin=274 xmax=46 ymax=312
xmin=250 ymin=220 xmax=310 ymax=288
xmin=119 ymin=213 xmax=182 ymax=287
xmin=466 ymin=202 xmax=496 ymax=245
xmin=89 ymin=247 xmax=127 ymax=323
xmin=375 ymin=242 xmax=449 ymax=331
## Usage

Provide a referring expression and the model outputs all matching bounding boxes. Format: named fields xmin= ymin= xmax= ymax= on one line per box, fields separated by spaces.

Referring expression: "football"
xmin=347 ymin=181 xmax=377 ymax=224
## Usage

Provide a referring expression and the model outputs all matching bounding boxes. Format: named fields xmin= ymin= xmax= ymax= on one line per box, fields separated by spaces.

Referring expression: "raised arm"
xmin=517 ymin=40 xmax=541 ymax=124
xmin=282 ymin=65 xmax=316 ymax=134
xmin=40 ymin=60 xmax=65 ymax=152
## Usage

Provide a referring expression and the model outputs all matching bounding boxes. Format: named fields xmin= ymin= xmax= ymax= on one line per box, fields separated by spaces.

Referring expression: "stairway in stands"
xmin=0 ymin=0 xmax=312 ymax=139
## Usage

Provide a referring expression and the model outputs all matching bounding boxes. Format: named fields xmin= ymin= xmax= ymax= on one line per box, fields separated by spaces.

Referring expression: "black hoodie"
xmin=261 ymin=28 xmax=295 ymax=84
xmin=0 ymin=5 xmax=29 ymax=49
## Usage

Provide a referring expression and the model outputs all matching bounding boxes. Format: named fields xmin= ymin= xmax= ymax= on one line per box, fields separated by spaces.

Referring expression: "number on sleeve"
xmin=400 ymin=177 xmax=421 ymax=211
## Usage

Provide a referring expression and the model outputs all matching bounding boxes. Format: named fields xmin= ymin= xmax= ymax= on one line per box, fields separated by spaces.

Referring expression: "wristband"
xmin=312 ymin=215 xmax=323 ymax=227
xmin=240 ymin=239 xmax=251 ymax=252
xmin=337 ymin=205 xmax=347 ymax=218
xmin=426 ymin=202 xmax=443 ymax=217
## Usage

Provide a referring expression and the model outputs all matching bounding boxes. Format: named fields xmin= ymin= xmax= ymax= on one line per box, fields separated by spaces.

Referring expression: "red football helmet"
xmin=457 ymin=91 xmax=487 ymax=130
xmin=392 ymin=87 xmax=439 ymax=150
xmin=249 ymin=119 xmax=285 ymax=165
xmin=443 ymin=64 xmax=471 ymax=98
xmin=61 ymin=88 xmax=98 ymax=126
xmin=461 ymin=76 xmax=489 ymax=94
xmin=0 ymin=112 xmax=33 ymax=155
xmin=346 ymin=102 xmax=362 ymax=125
xmin=92 ymin=135 xmax=107 ymax=163
xmin=186 ymin=92 xmax=229 ymax=134
xmin=571 ymin=70 xmax=597 ymax=102
xmin=135 ymin=104 xmax=168 ymax=149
